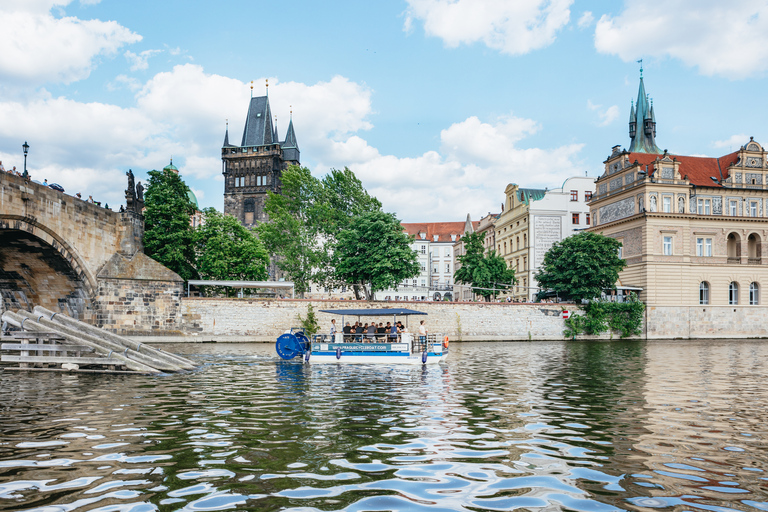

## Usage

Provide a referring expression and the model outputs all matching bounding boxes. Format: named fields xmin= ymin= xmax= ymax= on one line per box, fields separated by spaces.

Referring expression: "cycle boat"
xmin=275 ymin=308 xmax=449 ymax=364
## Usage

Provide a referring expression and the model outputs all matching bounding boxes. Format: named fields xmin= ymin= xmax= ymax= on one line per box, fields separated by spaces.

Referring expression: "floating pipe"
xmin=1 ymin=311 xmax=159 ymax=374
xmin=15 ymin=310 xmax=183 ymax=372
xmin=33 ymin=306 xmax=195 ymax=370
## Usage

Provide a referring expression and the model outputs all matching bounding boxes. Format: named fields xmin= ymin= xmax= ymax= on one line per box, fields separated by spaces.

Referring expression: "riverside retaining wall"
xmin=121 ymin=298 xmax=768 ymax=342
xmin=176 ymin=299 xmax=576 ymax=342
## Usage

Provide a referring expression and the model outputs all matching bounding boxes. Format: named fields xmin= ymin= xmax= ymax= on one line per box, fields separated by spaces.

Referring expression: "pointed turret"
xmin=281 ymin=114 xmax=300 ymax=164
xmin=223 ymin=121 xmax=231 ymax=147
xmin=241 ymin=96 xmax=275 ymax=147
xmin=628 ymin=71 xmax=662 ymax=154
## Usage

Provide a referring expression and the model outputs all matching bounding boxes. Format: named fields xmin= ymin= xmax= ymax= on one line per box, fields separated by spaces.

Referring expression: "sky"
xmin=1 ymin=0 xmax=767 ymax=222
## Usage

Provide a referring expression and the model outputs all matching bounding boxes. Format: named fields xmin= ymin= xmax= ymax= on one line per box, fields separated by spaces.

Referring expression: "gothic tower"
xmin=628 ymin=66 xmax=662 ymax=154
xmin=222 ymin=85 xmax=300 ymax=227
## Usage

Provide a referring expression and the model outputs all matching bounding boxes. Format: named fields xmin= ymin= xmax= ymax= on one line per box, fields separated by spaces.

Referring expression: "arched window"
xmin=729 ymin=282 xmax=739 ymax=305
xmin=516 ymin=236 xmax=520 ymax=251
xmin=727 ymin=233 xmax=741 ymax=261
xmin=699 ymin=282 xmax=709 ymax=305
xmin=750 ymin=282 xmax=759 ymax=305
xmin=748 ymin=233 xmax=761 ymax=262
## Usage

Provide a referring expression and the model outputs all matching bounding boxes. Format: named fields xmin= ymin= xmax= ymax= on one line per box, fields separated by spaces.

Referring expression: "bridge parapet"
xmin=1 ymin=172 xmax=183 ymax=334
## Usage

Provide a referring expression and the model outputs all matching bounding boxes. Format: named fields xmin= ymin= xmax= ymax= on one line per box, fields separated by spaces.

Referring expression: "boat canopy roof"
xmin=319 ymin=308 xmax=427 ymax=316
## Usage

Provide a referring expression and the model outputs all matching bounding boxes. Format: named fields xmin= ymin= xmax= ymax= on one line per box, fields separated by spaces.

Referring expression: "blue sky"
xmin=1 ymin=0 xmax=767 ymax=221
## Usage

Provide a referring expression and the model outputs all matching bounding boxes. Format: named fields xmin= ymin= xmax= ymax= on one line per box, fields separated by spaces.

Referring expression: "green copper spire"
xmin=628 ymin=68 xmax=662 ymax=154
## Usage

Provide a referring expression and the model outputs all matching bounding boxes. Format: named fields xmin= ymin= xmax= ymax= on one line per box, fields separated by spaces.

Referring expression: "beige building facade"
xmin=589 ymin=140 xmax=768 ymax=306
xmin=495 ymin=179 xmax=594 ymax=301
xmin=588 ymin=73 xmax=768 ymax=307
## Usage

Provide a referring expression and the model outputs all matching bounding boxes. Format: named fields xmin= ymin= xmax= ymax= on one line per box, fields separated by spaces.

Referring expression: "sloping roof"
xmin=402 ymin=221 xmax=477 ymax=242
xmin=516 ymin=188 xmax=546 ymax=204
xmin=241 ymin=96 xmax=275 ymax=147
xmin=626 ymin=151 xmax=740 ymax=187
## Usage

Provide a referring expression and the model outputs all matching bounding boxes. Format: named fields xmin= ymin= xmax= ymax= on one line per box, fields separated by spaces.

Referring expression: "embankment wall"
xmin=176 ymin=299 xmax=575 ymax=342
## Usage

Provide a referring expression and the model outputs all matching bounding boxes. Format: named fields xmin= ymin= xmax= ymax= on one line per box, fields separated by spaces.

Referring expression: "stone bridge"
xmin=0 ymin=172 xmax=183 ymax=334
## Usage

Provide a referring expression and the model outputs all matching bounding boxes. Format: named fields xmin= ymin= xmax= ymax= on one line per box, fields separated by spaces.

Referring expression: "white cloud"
xmin=108 ymin=74 xmax=142 ymax=92
xmin=0 ymin=62 xmax=585 ymax=221
xmin=595 ymin=0 xmax=768 ymax=78
xmin=713 ymin=134 xmax=749 ymax=149
xmin=0 ymin=0 xmax=140 ymax=85
xmin=317 ymin=114 xmax=585 ymax=221
xmin=577 ymin=11 xmax=594 ymax=29
xmin=124 ymin=49 xmax=162 ymax=71
xmin=404 ymin=0 xmax=573 ymax=55
xmin=587 ymin=100 xmax=620 ymax=127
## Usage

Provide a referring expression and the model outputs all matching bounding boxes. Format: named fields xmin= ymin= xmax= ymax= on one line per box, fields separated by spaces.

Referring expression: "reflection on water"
xmin=1 ymin=340 xmax=768 ymax=511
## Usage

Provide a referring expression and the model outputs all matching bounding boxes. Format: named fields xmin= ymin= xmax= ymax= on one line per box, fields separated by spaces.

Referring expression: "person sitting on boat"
xmin=343 ymin=322 xmax=352 ymax=341
xmin=355 ymin=322 xmax=364 ymax=342
xmin=389 ymin=322 xmax=399 ymax=341
xmin=376 ymin=322 xmax=386 ymax=337
xmin=366 ymin=323 xmax=376 ymax=341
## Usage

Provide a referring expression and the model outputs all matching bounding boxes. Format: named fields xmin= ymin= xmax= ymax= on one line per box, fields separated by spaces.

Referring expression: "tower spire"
xmin=628 ymin=68 xmax=661 ymax=154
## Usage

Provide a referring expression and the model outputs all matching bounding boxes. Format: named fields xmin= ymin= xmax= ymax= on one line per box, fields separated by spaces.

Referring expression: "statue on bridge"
xmin=125 ymin=169 xmax=144 ymax=213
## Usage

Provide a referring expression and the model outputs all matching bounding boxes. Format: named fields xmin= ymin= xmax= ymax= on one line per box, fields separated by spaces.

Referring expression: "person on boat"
xmin=418 ymin=320 xmax=428 ymax=344
xmin=354 ymin=322 xmax=364 ymax=342
xmin=389 ymin=322 xmax=398 ymax=341
xmin=343 ymin=322 xmax=352 ymax=341
xmin=330 ymin=319 xmax=337 ymax=341
xmin=366 ymin=323 xmax=376 ymax=341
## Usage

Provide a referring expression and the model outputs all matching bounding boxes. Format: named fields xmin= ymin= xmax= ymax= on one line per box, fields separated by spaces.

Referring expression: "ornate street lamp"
xmin=22 ymin=141 xmax=29 ymax=179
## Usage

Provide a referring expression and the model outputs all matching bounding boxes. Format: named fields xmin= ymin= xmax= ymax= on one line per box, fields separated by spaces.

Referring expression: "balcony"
xmin=748 ymin=258 xmax=762 ymax=265
xmin=727 ymin=257 xmax=741 ymax=264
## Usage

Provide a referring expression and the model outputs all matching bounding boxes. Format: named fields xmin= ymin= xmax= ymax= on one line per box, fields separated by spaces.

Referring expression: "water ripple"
xmin=2 ymin=340 xmax=768 ymax=511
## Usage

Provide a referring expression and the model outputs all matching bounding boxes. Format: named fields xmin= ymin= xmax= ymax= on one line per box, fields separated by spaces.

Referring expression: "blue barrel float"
xmin=275 ymin=330 xmax=310 ymax=360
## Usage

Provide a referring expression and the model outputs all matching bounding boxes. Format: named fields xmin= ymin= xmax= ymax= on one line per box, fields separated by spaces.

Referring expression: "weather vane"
xmin=637 ymin=58 xmax=643 ymax=78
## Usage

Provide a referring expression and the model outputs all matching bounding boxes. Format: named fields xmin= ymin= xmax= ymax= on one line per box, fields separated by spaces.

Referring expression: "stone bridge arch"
xmin=1 ymin=172 xmax=183 ymax=333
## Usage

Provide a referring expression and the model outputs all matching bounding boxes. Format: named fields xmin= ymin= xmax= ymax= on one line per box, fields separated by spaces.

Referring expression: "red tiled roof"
xmin=626 ymin=151 xmax=740 ymax=187
xmin=401 ymin=222 xmax=477 ymax=242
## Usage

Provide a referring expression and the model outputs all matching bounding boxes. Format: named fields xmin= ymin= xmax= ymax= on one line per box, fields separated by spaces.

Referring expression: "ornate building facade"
xmin=495 ymin=178 xmax=594 ymax=301
xmin=589 ymin=73 xmax=768 ymax=306
xmin=222 ymin=90 xmax=299 ymax=227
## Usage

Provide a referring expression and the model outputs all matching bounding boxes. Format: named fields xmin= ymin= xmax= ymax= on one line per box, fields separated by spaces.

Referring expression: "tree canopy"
xmin=194 ymin=208 xmax=269 ymax=287
xmin=258 ymin=165 xmax=382 ymax=295
xmin=535 ymin=231 xmax=626 ymax=302
xmin=333 ymin=211 xmax=420 ymax=300
xmin=143 ymin=168 xmax=197 ymax=281
xmin=454 ymin=231 xmax=516 ymax=301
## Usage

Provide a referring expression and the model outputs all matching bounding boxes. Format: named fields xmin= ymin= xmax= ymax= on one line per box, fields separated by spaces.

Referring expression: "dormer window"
xmin=420 ymin=233 xmax=426 ymax=240
xmin=451 ymin=234 xmax=457 ymax=241
xmin=433 ymin=235 xmax=439 ymax=242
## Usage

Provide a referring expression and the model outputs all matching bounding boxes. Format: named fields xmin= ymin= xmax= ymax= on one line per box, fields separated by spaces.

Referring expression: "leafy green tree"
xmin=454 ymin=231 xmax=516 ymax=301
xmin=298 ymin=304 xmax=320 ymax=337
xmin=333 ymin=211 xmax=420 ymax=300
xmin=258 ymin=166 xmax=323 ymax=295
xmin=194 ymin=208 xmax=269 ymax=292
xmin=535 ymin=231 xmax=626 ymax=302
xmin=143 ymin=168 xmax=197 ymax=281
xmin=258 ymin=165 xmax=382 ymax=295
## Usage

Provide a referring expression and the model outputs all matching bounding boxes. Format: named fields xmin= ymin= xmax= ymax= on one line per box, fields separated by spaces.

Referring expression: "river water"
xmin=1 ymin=340 xmax=767 ymax=512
